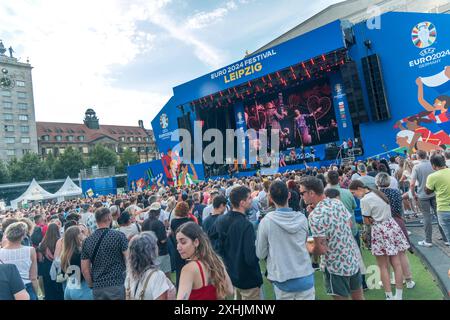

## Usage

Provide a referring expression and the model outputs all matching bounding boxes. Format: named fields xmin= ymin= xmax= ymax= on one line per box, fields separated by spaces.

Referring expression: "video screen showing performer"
xmin=244 ymin=77 xmax=339 ymax=150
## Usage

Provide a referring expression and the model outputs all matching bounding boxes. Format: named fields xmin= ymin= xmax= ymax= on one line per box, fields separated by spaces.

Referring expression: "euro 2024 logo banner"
xmin=395 ymin=21 xmax=450 ymax=155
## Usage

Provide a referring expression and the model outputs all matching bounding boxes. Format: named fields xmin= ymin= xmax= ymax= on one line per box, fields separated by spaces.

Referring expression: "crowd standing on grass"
xmin=1 ymin=149 xmax=449 ymax=300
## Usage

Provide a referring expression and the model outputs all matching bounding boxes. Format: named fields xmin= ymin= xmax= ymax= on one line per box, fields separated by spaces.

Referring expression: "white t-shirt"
xmin=389 ymin=163 xmax=399 ymax=176
xmin=389 ymin=176 xmax=399 ymax=189
xmin=119 ymin=223 xmax=140 ymax=239
xmin=360 ymin=191 xmax=392 ymax=222
xmin=126 ymin=269 xmax=175 ymax=300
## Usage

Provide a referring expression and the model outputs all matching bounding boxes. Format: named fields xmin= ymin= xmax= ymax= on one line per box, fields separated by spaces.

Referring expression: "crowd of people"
xmin=0 ymin=149 xmax=449 ymax=301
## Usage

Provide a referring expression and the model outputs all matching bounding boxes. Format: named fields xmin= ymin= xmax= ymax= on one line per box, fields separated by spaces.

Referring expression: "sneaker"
xmin=418 ymin=240 xmax=433 ymax=247
xmin=406 ymin=280 xmax=416 ymax=289
xmin=312 ymin=263 xmax=320 ymax=271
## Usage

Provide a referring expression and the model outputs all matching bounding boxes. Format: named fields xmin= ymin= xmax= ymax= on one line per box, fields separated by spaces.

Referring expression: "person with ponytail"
xmin=349 ymin=180 xmax=410 ymax=300
xmin=175 ymin=222 xmax=233 ymax=300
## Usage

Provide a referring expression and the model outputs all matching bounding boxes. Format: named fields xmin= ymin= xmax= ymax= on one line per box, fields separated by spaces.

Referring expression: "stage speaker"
xmin=361 ymin=54 xmax=391 ymax=121
xmin=340 ymin=61 xmax=369 ymax=125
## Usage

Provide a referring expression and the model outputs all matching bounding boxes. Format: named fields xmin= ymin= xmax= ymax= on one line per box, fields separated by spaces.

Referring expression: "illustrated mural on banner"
xmin=394 ymin=21 xmax=450 ymax=154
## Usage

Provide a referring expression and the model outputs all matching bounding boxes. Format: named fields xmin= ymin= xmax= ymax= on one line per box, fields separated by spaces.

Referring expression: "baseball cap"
xmin=149 ymin=202 xmax=161 ymax=211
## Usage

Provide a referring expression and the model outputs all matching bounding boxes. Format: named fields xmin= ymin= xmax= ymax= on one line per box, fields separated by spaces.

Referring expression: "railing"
xmin=79 ymin=166 xmax=115 ymax=180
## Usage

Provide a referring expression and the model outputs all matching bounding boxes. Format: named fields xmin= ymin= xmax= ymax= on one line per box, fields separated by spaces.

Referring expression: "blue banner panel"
xmin=349 ymin=12 xmax=450 ymax=156
xmin=172 ymin=20 xmax=345 ymax=105
xmin=81 ymin=177 xmax=117 ymax=197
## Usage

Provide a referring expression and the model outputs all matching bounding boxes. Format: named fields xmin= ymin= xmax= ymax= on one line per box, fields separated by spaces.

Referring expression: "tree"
xmin=53 ymin=147 xmax=86 ymax=179
xmin=7 ymin=153 xmax=50 ymax=182
xmin=0 ymin=160 xmax=9 ymax=184
xmin=87 ymin=144 xmax=118 ymax=168
xmin=43 ymin=153 xmax=57 ymax=180
xmin=118 ymin=148 xmax=140 ymax=173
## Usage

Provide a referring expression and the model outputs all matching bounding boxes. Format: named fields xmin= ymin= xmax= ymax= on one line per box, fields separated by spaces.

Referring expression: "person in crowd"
xmin=349 ymin=180 xmax=410 ymax=300
xmin=375 ymin=172 xmax=416 ymax=289
xmin=170 ymin=201 xmax=196 ymax=288
xmin=410 ymin=150 xmax=448 ymax=247
xmin=142 ymin=202 xmax=172 ymax=278
xmin=351 ymin=164 xmax=377 ymax=189
xmin=176 ymin=222 xmax=233 ymax=300
xmin=300 ymin=177 xmax=364 ymax=300
xmin=38 ymin=223 xmax=64 ymax=300
xmin=192 ymin=192 xmax=206 ymax=226
xmin=18 ymin=218 xmax=33 ymax=247
xmin=0 ymin=262 xmax=30 ymax=300
xmin=287 ymin=180 xmax=301 ymax=212
xmin=117 ymin=210 xmax=140 ymax=241
xmin=214 ymin=186 xmax=263 ymax=300
xmin=60 ymin=226 xmax=93 ymax=300
xmin=81 ymin=207 xmax=128 ymax=300
xmin=445 ymin=149 xmax=450 ymax=167
xmin=256 ymin=180 xmax=315 ymax=300
xmin=377 ymin=163 xmax=399 ymax=189
xmin=125 ymin=232 xmax=175 ymax=300
xmin=426 ymin=153 xmax=450 ymax=246
xmin=0 ymin=222 xmax=39 ymax=300
xmin=202 ymin=195 xmax=227 ymax=252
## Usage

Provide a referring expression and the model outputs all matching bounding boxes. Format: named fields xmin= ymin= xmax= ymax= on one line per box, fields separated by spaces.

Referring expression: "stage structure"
xmin=143 ymin=12 xmax=450 ymax=185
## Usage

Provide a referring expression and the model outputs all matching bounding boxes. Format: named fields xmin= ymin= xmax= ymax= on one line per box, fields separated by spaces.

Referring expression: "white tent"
xmin=10 ymin=179 xmax=57 ymax=209
xmin=54 ymin=176 xmax=83 ymax=203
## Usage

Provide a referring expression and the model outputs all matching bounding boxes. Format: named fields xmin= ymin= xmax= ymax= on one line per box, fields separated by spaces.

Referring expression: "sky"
xmin=0 ymin=0 xmax=346 ymax=128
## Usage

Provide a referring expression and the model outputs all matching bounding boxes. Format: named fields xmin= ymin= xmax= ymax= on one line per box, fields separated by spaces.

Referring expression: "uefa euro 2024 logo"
xmin=160 ymin=113 xmax=169 ymax=129
xmin=411 ymin=22 xmax=437 ymax=49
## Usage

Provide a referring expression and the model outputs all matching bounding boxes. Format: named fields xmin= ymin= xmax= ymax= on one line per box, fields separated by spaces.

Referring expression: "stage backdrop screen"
xmin=244 ymin=77 xmax=339 ymax=150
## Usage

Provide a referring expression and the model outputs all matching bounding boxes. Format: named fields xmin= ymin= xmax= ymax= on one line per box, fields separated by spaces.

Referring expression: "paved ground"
xmin=406 ymin=216 xmax=450 ymax=299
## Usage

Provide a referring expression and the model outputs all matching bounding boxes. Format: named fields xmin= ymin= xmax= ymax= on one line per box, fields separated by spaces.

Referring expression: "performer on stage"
xmin=266 ymin=101 xmax=287 ymax=130
xmin=294 ymin=109 xmax=312 ymax=145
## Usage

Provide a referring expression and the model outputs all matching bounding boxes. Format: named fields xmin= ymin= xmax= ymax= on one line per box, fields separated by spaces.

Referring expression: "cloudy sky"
xmin=0 ymin=0 xmax=345 ymax=128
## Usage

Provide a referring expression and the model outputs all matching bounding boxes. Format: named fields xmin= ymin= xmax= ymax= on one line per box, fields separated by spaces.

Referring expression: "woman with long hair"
xmin=170 ymin=201 xmax=195 ymax=288
xmin=176 ymin=222 xmax=233 ymax=300
xmin=38 ymin=223 xmax=64 ymax=300
xmin=60 ymin=226 xmax=92 ymax=300
xmin=375 ymin=173 xmax=415 ymax=289
xmin=125 ymin=232 xmax=175 ymax=300
xmin=349 ymin=180 xmax=410 ymax=300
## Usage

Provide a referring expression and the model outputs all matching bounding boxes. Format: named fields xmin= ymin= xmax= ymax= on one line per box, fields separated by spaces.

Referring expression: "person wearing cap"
xmin=142 ymin=202 xmax=172 ymax=278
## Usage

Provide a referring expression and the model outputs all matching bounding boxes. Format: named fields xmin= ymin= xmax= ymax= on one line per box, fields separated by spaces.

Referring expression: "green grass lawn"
xmin=260 ymin=248 xmax=444 ymax=300
xmin=171 ymin=248 xmax=444 ymax=300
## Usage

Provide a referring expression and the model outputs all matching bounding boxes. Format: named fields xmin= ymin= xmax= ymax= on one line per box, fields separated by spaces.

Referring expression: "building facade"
xmin=0 ymin=41 xmax=39 ymax=162
xmin=37 ymin=109 xmax=158 ymax=163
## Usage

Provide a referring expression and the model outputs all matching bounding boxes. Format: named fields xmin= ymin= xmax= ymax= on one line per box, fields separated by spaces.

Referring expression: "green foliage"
xmin=7 ymin=153 xmax=50 ymax=183
xmin=53 ymin=147 xmax=86 ymax=179
xmin=0 ymin=160 xmax=9 ymax=184
xmin=118 ymin=148 xmax=140 ymax=173
xmin=87 ymin=144 xmax=118 ymax=168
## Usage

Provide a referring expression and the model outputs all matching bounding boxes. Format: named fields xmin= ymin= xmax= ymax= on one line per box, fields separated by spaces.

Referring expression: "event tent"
xmin=10 ymin=179 xmax=57 ymax=209
xmin=54 ymin=176 xmax=83 ymax=202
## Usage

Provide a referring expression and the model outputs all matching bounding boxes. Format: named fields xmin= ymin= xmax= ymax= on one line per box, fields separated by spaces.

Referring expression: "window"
xmin=82 ymin=147 xmax=89 ymax=154
xmin=67 ymin=129 xmax=74 ymax=133
xmin=17 ymin=92 xmax=27 ymax=99
xmin=55 ymin=135 xmax=62 ymax=141
xmin=20 ymin=126 xmax=29 ymax=133
xmin=19 ymin=114 xmax=28 ymax=121
xmin=55 ymin=127 xmax=63 ymax=133
xmin=136 ymin=137 xmax=142 ymax=142
xmin=18 ymin=103 xmax=27 ymax=110
xmin=3 ymin=113 xmax=13 ymax=121
xmin=3 ymin=101 xmax=12 ymax=109
xmin=59 ymin=148 xmax=65 ymax=154
xmin=46 ymin=148 xmax=52 ymax=154
xmin=22 ymin=149 xmax=30 ymax=155
xmin=131 ymin=147 xmax=137 ymax=152
xmin=44 ymin=128 xmax=52 ymax=133
xmin=67 ymin=135 xmax=74 ymax=141
xmin=128 ymin=137 xmax=134 ymax=142
xmin=5 ymin=137 xmax=15 ymax=144
xmin=16 ymin=80 xmax=25 ymax=87
xmin=1 ymin=90 xmax=11 ymax=97
xmin=4 ymin=125 xmax=14 ymax=132
xmin=78 ymin=136 xmax=85 ymax=141
xmin=41 ymin=135 xmax=50 ymax=141
xmin=119 ymin=137 xmax=125 ymax=142
xmin=21 ymin=137 xmax=30 ymax=144
xmin=6 ymin=149 xmax=15 ymax=156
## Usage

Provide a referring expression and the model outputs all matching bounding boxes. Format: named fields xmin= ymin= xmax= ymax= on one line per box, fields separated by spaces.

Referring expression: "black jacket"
xmin=213 ymin=211 xmax=263 ymax=290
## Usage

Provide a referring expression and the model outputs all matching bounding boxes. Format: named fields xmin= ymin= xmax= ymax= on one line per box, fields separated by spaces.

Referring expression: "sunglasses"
xmin=299 ymin=190 xmax=309 ymax=196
